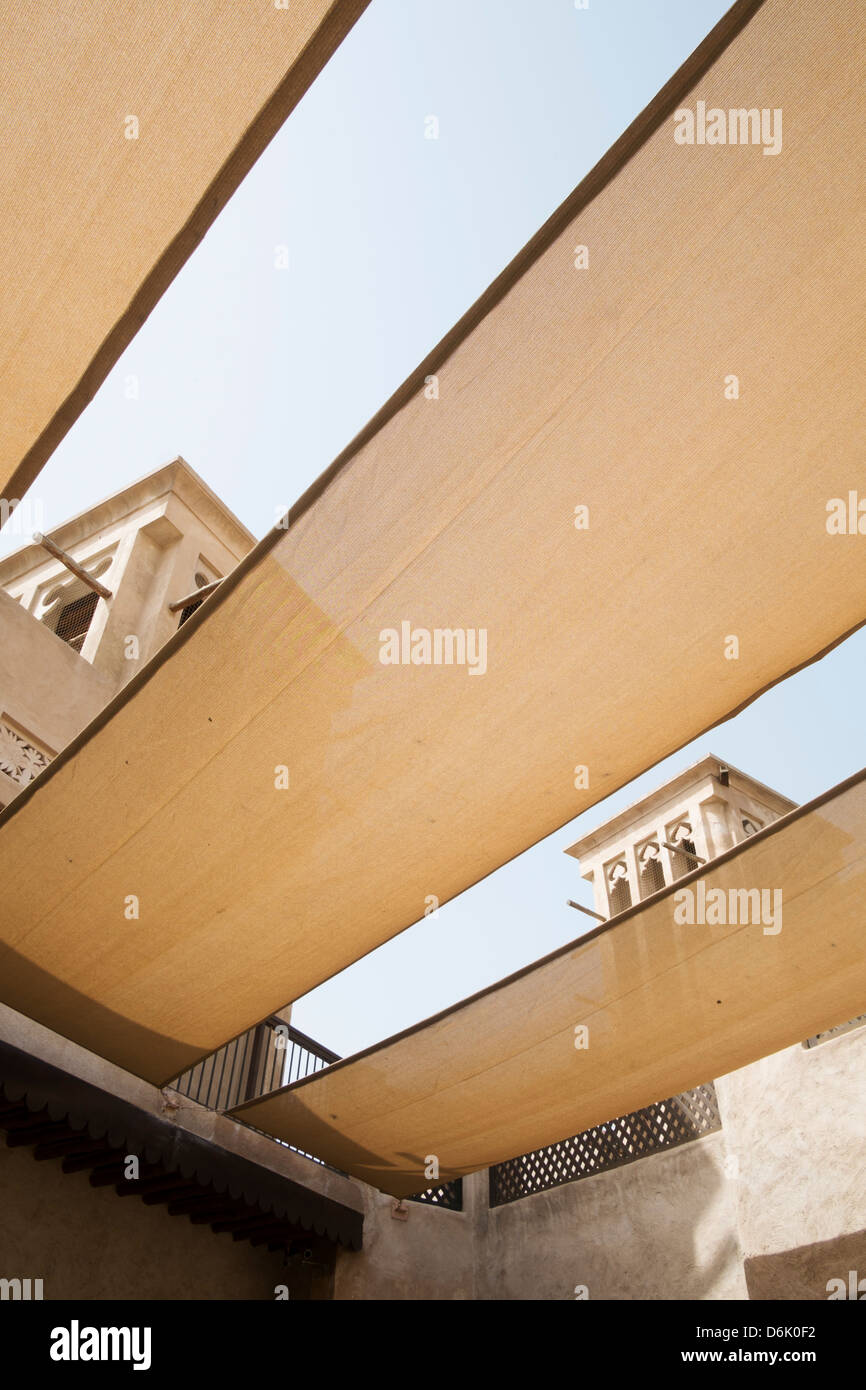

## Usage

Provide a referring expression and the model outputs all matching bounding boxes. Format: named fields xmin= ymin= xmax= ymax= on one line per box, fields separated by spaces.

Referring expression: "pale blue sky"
xmin=6 ymin=1 xmax=864 ymax=1055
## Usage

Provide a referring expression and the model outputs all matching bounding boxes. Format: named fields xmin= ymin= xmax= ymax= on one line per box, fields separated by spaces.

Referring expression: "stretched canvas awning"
xmin=232 ymin=770 xmax=866 ymax=1196
xmin=0 ymin=0 xmax=369 ymax=510
xmin=1 ymin=0 xmax=864 ymax=1085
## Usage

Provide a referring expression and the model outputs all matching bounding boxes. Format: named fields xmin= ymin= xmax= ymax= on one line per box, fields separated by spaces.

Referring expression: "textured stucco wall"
xmin=480 ymin=1131 xmax=747 ymax=1300
xmin=0 ymin=1140 xmax=287 ymax=1301
xmin=745 ymin=1227 xmax=866 ymax=1301
xmin=336 ymin=1135 xmax=748 ymax=1302
xmin=716 ymin=1024 xmax=866 ymax=1270
xmin=333 ymin=1173 xmax=489 ymax=1301
xmin=0 ymin=587 xmax=115 ymax=754
xmin=334 ymin=1182 xmax=478 ymax=1300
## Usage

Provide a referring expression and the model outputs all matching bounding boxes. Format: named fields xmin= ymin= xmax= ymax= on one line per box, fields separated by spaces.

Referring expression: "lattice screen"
xmin=803 ymin=1015 xmax=866 ymax=1048
xmin=407 ymin=1180 xmax=463 ymax=1211
xmin=489 ymin=1084 xmax=721 ymax=1207
xmin=54 ymin=591 xmax=99 ymax=651
xmin=178 ymin=597 xmax=204 ymax=628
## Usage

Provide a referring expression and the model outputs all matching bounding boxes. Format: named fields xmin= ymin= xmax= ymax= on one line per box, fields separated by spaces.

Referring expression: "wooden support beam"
xmin=189 ymin=1202 xmax=239 ymax=1225
xmin=232 ymin=1216 xmax=289 ymax=1242
xmin=34 ymin=1133 xmax=107 ymax=1161
xmin=6 ymin=1121 xmax=62 ymax=1147
xmin=0 ymin=1103 xmax=32 ymax=1123
xmin=213 ymin=1212 xmax=274 ymax=1236
xmin=168 ymin=579 xmax=220 ymax=613
xmin=114 ymin=1171 xmax=183 ymax=1198
xmin=566 ymin=899 xmax=606 ymax=923
xmin=33 ymin=532 xmax=112 ymax=599
xmin=90 ymin=1163 xmax=129 ymax=1187
xmin=0 ymin=1108 xmax=52 ymax=1132
xmin=662 ymin=840 xmax=707 ymax=865
xmin=141 ymin=1183 xmax=199 ymax=1207
xmin=249 ymin=1227 xmax=292 ymax=1248
xmin=62 ymin=1149 xmax=116 ymax=1175
xmin=167 ymin=1194 xmax=233 ymax=1218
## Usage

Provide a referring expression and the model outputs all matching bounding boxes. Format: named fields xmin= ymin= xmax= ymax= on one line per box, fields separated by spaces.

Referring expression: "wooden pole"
xmin=168 ymin=578 xmax=221 ymax=613
xmin=566 ymin=899 xmax=607 ymax=923
xmin=32 ymin=532 xmax=112 ymax=599
xmin=662 ymin=841 xmax=707 ymax=865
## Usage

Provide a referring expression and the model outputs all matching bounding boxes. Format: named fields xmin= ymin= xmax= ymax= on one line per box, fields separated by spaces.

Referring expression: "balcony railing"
xmin=169 ymin=1018 xmax=341 ymax=1170
xmin=171 ymin=1022 xmax=465 ymax=1205
xmin=171 ymin=1018 xmax=339 ymax=1115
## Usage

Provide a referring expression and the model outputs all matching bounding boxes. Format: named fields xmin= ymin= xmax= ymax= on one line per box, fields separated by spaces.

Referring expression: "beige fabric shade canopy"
xmin=0 ymin=0 xmax=370 ymax=511
xmin=233 ymin=770 xmax=866 ymax=1195
xmin=1 ymin=0 xmax=864 ymax=1086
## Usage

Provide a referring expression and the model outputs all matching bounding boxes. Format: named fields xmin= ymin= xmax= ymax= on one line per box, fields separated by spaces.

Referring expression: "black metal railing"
xmin=172 ymin=1025 xmax=462 ymax=1206
xmin=489 ymin=1082 xmax=722 ymax=1207
xmin=171 ymin=1018 xmax=339 ymax=1114
xmin=170 ymin=1018 xmax=341 ymax=1170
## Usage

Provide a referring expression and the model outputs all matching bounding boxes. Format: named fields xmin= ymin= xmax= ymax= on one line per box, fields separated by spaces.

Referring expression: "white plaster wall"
xmin=0 ymin=587 xmax=115 ymax=759
xmin=716 ymin=1026 xmax=866 ymax=1258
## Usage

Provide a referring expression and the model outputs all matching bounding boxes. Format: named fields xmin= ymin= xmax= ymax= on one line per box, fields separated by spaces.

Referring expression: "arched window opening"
xmin=606 ymin=860 xmax=632 ymax=916
xmin=638 ymin=842 xmax=665 ymax=899
xmin=668 ymin=821 xmax=697 ymax=879
xmin=177 ymin=568 xmax=220 ymax=629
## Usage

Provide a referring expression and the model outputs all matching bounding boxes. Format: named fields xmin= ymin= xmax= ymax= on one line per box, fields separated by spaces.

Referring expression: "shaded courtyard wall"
xmin=716 ymin=1025 xmax=866 ymax=1299
xmin=479 ymin=1131 xmax=746 ymax=1301
xmin=0 ymin=1140 xmax=290 ymax=1301
xmin=332 ymin=1136 xmax=745 ymax=1301
xmin=0 ymin=1004 xmax=361 ymax=1301
xmin=333 ymin=1025 xmax=866 ymax=1301
xmin=2 ymin=1001 xmax=864 ymax=1299
xmin=334 ymin=1185 xmax=477 ymax=1301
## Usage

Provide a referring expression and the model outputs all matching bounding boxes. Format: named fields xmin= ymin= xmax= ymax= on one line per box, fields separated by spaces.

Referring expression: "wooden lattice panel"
xmin=489 ymin=1084 xmax=721 ymax=1207
xmin=407 ymin=1180 xmax=463 ymax=1211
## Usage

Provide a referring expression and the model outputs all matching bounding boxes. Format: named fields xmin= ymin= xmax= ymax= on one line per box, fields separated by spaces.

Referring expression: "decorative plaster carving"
xmin=0 ymin=718 xmax=54 ymax=786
